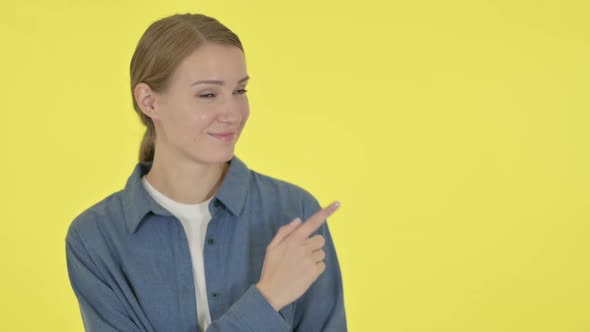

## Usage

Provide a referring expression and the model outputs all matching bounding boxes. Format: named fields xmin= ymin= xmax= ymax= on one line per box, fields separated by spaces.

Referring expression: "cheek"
xmin=191 ymin=111 xmax=215 ymax=131
xmin=242 ymin=107 xmax=251 ymax=123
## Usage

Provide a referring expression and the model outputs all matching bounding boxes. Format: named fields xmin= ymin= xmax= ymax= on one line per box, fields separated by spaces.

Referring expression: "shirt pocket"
xmin=249 ymin=210 xmax=301 ymax=278
xmin=248 ymin=241 xmax=268 ymax=282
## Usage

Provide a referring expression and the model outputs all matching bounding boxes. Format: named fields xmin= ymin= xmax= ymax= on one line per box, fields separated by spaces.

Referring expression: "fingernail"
xmin=291 ymin=218 xmax=302 ymax=225
xmin=333 ymin=201 xmax=341 ymax=209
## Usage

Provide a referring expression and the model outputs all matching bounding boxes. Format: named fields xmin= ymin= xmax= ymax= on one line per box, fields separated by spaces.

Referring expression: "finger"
xmin=315 ymin=262 xmax=326 ymax=276
xmin=267 ymin=218 xmax=302 ymax=248
xmin=305 ymin=234 xmax=326 ymax=251
xmin=311 ymin=249 xmax=325 ymax=263
xmin=292 ymin=201 xmax=340 ymax=240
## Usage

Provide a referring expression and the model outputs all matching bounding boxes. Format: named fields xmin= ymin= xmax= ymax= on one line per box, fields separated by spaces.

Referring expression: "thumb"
xmin=268 ymin=218 xmax=302 ymax=248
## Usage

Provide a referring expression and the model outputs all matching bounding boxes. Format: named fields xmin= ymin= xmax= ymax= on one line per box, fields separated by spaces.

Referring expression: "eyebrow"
xmin=191 ymin=76 xmax=250 ymax=86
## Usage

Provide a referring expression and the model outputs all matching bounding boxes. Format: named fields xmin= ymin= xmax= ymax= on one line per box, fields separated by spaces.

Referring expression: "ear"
xmin=134 ymin=82 xmax=161 ymax=120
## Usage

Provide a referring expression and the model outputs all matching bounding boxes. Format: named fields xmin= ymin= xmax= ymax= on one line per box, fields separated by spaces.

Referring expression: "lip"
xmin=208 ymin=132 xmax=236 ymax=141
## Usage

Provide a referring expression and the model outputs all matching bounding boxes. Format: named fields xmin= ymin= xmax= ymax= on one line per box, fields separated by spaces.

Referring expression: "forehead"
xmin=174 ymin=43 xmax=246 ymax=83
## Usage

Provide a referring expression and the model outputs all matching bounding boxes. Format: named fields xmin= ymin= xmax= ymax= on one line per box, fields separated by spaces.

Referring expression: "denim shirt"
xmin=65 ymin=155 xmax=347 ymax=332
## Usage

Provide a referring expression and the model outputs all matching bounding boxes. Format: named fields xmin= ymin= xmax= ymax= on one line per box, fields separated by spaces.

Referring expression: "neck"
xmin=144 ymin=153 xmax=230 ymax=205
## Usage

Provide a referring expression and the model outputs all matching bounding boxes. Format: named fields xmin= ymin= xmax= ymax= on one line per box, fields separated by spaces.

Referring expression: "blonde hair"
xmin=130 ymin=13 xmax=244 ymax=162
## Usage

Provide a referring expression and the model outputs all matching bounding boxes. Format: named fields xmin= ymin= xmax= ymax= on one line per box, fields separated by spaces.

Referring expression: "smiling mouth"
xmin=208 ymin=132 xmax=236 ymax=141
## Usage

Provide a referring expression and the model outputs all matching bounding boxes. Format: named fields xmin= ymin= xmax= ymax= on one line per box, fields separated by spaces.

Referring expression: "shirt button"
xmin=212 ymin=292 xmax=219 ymax=298
xmin=213 ymin=200 xmax=221 ymax=207
xmin=207 ymin=238 xmax=216 ymax=245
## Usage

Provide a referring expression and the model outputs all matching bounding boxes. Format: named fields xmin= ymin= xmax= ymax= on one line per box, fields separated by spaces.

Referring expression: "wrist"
xmin=255 ymin=282 xmax=284 ymax=312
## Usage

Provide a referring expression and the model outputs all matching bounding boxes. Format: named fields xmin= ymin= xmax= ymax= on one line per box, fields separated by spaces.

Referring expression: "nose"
xmin=217 ymin=108 xmax=242 ymax=124
xmin=218 ymin=99 xmax=247 ymax=124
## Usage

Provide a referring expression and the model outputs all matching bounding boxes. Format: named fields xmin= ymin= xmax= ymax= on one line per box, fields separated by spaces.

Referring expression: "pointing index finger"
xmin=294 ymin=201 xmax=340 ymax=240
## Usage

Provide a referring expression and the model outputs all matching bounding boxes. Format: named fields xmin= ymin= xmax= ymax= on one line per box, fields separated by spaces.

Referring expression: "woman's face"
xmin=151 ymin=43 xmax=250 ymax=164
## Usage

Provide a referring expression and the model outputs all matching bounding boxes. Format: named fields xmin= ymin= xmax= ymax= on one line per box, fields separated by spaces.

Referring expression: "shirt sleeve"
xmin=292 ymin=192 xmax=348 ymax=331
xmin=65 ymin=226 xmax=146 ymax=332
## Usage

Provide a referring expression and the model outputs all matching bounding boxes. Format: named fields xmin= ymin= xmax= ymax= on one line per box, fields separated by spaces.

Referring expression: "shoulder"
xmin=65 ymin=190 xmax=125 ymax=248
xmin=250 ymin=168 xmax=318 ymax=199
xmin=247 ymin=168 xmax=322 ymax=219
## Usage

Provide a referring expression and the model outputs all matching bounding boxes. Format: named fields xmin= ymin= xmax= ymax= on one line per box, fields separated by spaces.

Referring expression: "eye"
xmin=198 ymin=89 xmax=248 ymax=98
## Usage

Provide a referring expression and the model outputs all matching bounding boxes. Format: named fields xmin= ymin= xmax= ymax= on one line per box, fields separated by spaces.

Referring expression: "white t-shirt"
xmin=141 ymin=175 xmax=213 ymax=331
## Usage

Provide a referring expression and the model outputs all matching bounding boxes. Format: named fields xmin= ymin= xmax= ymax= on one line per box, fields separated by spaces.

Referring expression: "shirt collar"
xmin=121 ymin=154 xmax=250 ymax=234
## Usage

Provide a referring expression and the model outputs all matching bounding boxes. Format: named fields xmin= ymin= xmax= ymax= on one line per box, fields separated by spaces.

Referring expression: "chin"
xmin=194 ymin=149 xmax=235 ymax=165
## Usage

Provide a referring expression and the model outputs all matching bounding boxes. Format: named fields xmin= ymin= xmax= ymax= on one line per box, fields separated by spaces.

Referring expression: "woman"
xmin=65 ymin=13 xmax=347 ymax=332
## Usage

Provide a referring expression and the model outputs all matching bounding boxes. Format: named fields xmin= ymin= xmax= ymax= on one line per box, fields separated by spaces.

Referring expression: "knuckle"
xmin=310 ymin=235 xmax=325 ymax=247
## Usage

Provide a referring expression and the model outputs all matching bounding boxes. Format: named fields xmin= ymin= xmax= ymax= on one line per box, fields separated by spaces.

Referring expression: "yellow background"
xmin=1 ymin=0 xmax=589 ymax=331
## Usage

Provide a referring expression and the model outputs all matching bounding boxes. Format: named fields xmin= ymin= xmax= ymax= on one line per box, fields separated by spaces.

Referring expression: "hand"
xmin=255 ymin=201 xmax=341 ymax=312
